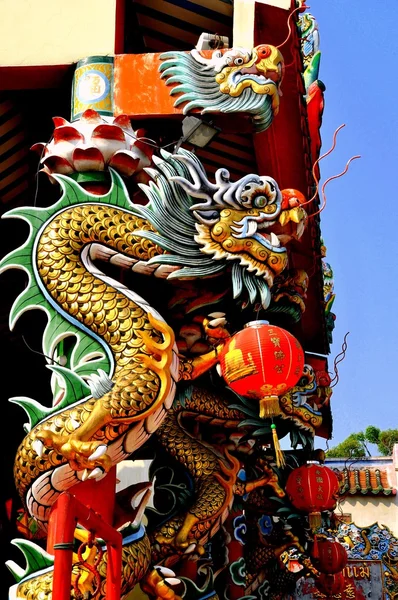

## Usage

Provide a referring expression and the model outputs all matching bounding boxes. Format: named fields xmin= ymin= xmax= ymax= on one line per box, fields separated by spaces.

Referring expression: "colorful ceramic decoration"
xmin=31 ymin=109 xmax=152 ymax=179
xmin=219 ymin=320 xmax=304 ymax=418
xmin=1 ymin=4 xmax=346 ymax=600
xmin=298 ymin=14 xmax=320 ymax=91
xmin=312 ymin=537 xmax=348 ymax=574
xmin=1 ymin=141 xmax=320 ymax=598
xmin=321 ymin=238 xmax=336 ymax=344
xmin=71 ymin=56 xmax=114 ymax=121
xmin=285 ymin=462 xmax=340 ymax=530
xmin=159 ymin=44 xmax=284 ymax=132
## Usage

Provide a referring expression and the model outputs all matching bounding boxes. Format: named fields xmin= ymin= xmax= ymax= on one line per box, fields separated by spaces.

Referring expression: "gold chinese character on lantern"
xmin=270 ymin=336 xmax=281 ymax=347
xmin=344 ymin=583 xmax=356 ymax=599
xmin=274 ymin=364 xmax=284 ymax=374
xmin=274 ymin=350 xmax=286 ymax=360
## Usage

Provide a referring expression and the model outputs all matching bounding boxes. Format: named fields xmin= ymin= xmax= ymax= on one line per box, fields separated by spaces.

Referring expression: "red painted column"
xmin=47 ymin=466 xmax=117 ymax=553
xmin=51 ymin=492 xmax=122 ymax=600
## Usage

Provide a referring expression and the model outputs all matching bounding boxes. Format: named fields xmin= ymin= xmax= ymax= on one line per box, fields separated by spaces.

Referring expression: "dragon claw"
xmin=203 ymin=312 xmax=230 ymax=344
xmin=87 ymin=467 xmax=106 ymax=481
xmin=142 ymin=567 xmax=183 ymax=600
xmin=88 ymin=444 xmax=108 ymax=461
xmin=36 ymin=431 xmax=112 ymax=473
xmin=155 ymin=567 xmax=176 ymax=577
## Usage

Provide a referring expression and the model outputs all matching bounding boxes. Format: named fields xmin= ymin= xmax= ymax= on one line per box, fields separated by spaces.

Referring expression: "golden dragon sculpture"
xmin=2 ymin=146 xmax=321 ymax=599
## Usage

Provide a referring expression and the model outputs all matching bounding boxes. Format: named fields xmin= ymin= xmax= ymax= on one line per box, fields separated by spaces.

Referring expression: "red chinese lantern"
xmin=218 ymin=320 xmax=304 ymax=419
xmin=285 ymin=461 xmax=340 ymax=530
xmin=315 ymin=572 xmax=346 ymax=598
xmin=312 ymin=537 xmax=348 ymax=574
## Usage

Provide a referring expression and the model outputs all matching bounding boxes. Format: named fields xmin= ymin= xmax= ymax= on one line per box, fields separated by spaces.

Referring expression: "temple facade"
xmin=3 ymin=2 xmax=395 ymax=600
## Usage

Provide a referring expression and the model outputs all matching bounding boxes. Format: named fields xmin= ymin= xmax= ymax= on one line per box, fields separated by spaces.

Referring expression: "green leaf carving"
xmin=6 ymin=539 xmax=54 ymax=583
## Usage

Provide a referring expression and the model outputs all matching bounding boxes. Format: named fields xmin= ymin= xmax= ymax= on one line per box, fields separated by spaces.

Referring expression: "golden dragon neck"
xmin=15 ymin=203 xmax=178 ymax=530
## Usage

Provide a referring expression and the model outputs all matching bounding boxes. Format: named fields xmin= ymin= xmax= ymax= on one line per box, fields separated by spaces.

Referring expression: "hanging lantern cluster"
xmin=219 ymin=320 xmax=304 ymax=419
xmin=310 ymin=536 xmax=348 ymax=598
xmin=285 ymin=461 xmax=340 ymax=530
xmin=315 ymin=572 xmax=346 ymax=598
xmin=311 ymin=537 xmax=348 ymax=574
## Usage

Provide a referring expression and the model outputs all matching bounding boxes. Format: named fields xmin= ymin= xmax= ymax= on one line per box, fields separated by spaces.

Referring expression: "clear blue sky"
xmin=309 ymin=1 xmax=398 ymax=449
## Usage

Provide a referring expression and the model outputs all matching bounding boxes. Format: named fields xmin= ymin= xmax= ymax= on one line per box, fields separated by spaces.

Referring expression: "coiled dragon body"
xmin=2 ymin=149 xmax=310 ymax=598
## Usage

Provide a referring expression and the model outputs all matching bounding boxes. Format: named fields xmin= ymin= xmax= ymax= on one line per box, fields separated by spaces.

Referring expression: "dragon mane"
xmin=159 ymin=51 xmax=275 ymax=133
xmin=134 ymin=149 xmax=273 ymax=308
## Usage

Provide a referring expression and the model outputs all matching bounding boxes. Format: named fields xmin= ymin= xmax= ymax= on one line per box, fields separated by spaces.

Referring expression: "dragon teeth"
xmin=88 ymin=444 xmax=108 ymax=461
xmin=297 ymin=220 xmax=305 ymax=239
xmin=247 ymin=220 xmax=258 ymax=236
xmin=87 ymin=467 xmax=105 ymax=481
xmin=208 ymin=317 xmax=226 ymax=327
xmin=165 ymin=578 xmax=181 ymax=586
xmin=32 ymin=439 xmax=45 ymax=457
xmin=155 ymin=566 xmax=176 ymax=577
xmin=270 ymin=232 xmax=280 ymax=247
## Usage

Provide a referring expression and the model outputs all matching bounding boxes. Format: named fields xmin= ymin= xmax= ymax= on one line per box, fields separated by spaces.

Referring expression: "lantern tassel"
xmin=309 ymin=511 xmax=322 ymax=531
xmin=271 ymin=423 xmax=285 ymax=468
xmin=260 ymin=395 xmax=281 ymax=418
xmin=312 ymin=535 xmax=320 ymax=559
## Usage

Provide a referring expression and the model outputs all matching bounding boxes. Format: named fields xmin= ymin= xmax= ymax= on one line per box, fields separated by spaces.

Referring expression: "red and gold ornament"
xmin=219 ymin=320 xmax=304 ymax=419
xmin=315 ymin=572 xmax=346 ymax=598
xmin=311 ymin=537 xmax=348 ymax=574
xmin=285 ymin=461 xmax=340 ymax=530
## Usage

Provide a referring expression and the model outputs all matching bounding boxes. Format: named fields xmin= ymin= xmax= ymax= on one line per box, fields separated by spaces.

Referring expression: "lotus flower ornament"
xmin=32 ymin=109 xmax=153 ymax=179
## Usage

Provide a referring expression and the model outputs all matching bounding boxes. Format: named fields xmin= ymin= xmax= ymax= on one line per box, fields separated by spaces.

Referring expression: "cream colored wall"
xmin=0 ymin=0 xmax=116 ymax=66
xmin=338 ymin=495 xmax=398 ymax=534
xmin=258 ymin=0 xmax=291 ymax=7
xmin=326 ymin=447 xmax=398 ymax=535
xmin=233 ymin=0 xmax=290 ymax=48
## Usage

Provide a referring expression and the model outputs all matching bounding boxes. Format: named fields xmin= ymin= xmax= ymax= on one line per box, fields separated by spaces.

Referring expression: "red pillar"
xmin=47 ymin=466 xmax=117 ymax=552
xmin=51 ymin=491 xmax=122 ymax=600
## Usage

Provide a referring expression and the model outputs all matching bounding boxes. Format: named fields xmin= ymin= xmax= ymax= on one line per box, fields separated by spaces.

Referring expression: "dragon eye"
xmin=234 ymin=57 xmax=244 ymax=65
xmin=257 ymin=45 xmax=272 ymax=58
xmin=254 ymin=195 xmax=268 ymax=208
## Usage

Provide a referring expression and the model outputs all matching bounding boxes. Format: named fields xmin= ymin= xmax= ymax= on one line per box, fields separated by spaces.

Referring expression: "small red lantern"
xmin=312 ymin=537 xmax=348 ymax=574
xmin=315 ymin=572 xmax=346 ymax=598
xmin=285 ymin=461 xmax=340 ymax=530
xmin=219 ymin=320 xmax=304 ymax=419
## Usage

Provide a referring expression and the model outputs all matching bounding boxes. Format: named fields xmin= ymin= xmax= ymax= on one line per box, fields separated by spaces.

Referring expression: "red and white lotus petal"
xmin=51 ymin=126 xmax=84 ymax=163
xmin=72 ymin=147 xmax=105 ymax=171
xmin=80 ymin=109 xmax=103 ymax=125
xmin=91 ymin=124 xmax=127 ymax=163
xmin=31 ymin=142 xmax=49 ymax=158
xmin=53 ymin=116 xmax=69 ymax=128
xmin=127 ymin=144 xmax=153 ymax=172
xmin=134 ymin=128 xmax=154 ymax=164
xmin=76 ymin=109 xmax=104 ymax=144
xmin=113 ymin=114 xmax=137 ymax=138
xmin=53 ymin=126 xmax=84 ymax=145
xmin=41 ymin=155 xmax=75 ymax=175
xmin=109 ymin=150 xmax=140 ymax=177
xmin=31 ymin=110 xmax=154 ymax=178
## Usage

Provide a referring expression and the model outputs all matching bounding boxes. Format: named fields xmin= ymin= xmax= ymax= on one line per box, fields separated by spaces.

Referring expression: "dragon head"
xmin=214 ymin=45 xmax=284 ymax=111
xmin=160 ymin=44 xmax=285 ymax=132
xmin=192 ymin=173 xmax=292 ymax=287
xmin=137 ymin=150 xmax=307 ymax=309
